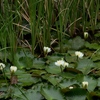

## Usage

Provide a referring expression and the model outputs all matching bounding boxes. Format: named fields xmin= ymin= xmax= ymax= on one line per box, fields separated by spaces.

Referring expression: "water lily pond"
xmin=0 ymin=36 xmax=100 ymax=100
xmin=0 ymin=0 xmax=100 ymax=100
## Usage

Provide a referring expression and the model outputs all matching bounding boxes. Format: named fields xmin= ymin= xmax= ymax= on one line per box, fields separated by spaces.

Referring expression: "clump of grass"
xmin=0 ymin=0 xmax=100 ymax=57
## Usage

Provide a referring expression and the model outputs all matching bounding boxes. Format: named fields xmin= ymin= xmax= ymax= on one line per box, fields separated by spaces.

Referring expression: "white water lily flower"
xmin=75 ymin=51 xmax=84 ymax=58
xmin=82 ymin=81 xmax=88 ymax=88
xmin=43 ymin=46 xmax=51 ymax=53
xmin=0 ymin=63 xmax=5 ymax=70
xmin=10 ymin=66 xmax=17 ymax=73
xmin=55 ymin=59 xmax=69 ymax=68
xmin=63 ymin=62 xmax=69 ymax=67
xmin=84 ymin=32 xmax=88 ymax=39
xmin=69 ymin=86 xmax=73 ymax=89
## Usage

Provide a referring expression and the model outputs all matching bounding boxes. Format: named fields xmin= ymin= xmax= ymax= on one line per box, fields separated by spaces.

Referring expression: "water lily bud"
xmin=84 ymin=32 xmax=88 ymax=39
xmin=43 ymin=46 xmax=51 ymax=53
xmin=0 ymin=63 xmax=5 ymax=70
xmin=82 ymin=81 xmax=88 ymax=89
xmin=63 ymin=62 xmax=69 ymax=67
xmin=10 ymin=66 xmax=17 ymax=73
xmin=55 ymin=60 xmax=65 ymax=67
xmin=75 ymin=51 xmax=84 ymax=58
xmin=55 ymin=59 xmax=69 ymax=68
xmin=69 ymin=86 xmax=73 ymax=89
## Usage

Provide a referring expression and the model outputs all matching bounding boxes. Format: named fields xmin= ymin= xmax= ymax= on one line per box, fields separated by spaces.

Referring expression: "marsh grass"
xmin=0 ymin=1 xmax=100 ymax=100
xmin=29 ymin=0 xmax=37 ymax=54
xmin=0 ymin=0 xmax=100 ymax=58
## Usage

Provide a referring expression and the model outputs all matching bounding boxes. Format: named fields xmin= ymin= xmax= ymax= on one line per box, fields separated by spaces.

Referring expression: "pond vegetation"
xmin=0 ymin=0 xmax=100 ymax=100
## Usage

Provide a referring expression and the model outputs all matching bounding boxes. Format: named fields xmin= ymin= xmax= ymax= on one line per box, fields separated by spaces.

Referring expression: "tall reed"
xmin=29 ymin=0 xmax=37 ymax=54
xmin=0 ymin=0 xmax=100 ymax=60
xmin=0 ymin=0 xmax=23 ymax=62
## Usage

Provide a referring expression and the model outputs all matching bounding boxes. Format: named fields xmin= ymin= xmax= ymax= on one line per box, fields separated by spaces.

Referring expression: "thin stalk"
xmin=94 ymin=0 xmax=99 ymax=25
xmin=35 ymin=0 xmax=44 ymax=52
xmin=82 ymin=0 xmax=86 ymax=31
xmin=2 ymin=68 xmax=8 ymax=87
xmin=43 ymin=0 xmax=52 ymax=46
xmin=0 ymin=0 xmax=20 ymax=62
xmin=29 ymin=0 xmax=37 ymax=54
xmin=15 ymin=84 xmax=29 ymax=100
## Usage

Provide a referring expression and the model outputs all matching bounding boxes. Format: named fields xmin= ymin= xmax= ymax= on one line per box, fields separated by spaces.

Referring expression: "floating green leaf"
xmin=65 ymin=53 xmax=77 ymax=63
xmin=13 ymin=88 xmax=43 ymax=100
xmin=77 ymin=58 xmax=95 ymax=74
xmin=85 ymin=42 xmax=100 ymax=49
xmin=65 ymin=88 xmax=87 ymax=100
xmin=59 ymin=79 xmax=77 ymax=89
xmin=32 ymin=58 xmax=45 ymax=69
xmin=41 ymin=86 xmax=64 ymax=100
xmin=97 ymin=78 xmax=100 ymax=86
xmin=31 ymin=69 xmax=46 ymax=76
xmin=71 ymin=36 xmax=85 ymax=50
xmin=60 ymin=72 xmax=75 ymax=79
xmin=15 ymin=70 xmax=38 ymax=86
xmin=45 ymin=63 xmax=62 ymax=74
xmin=42 ymin=74 xmax=62 ymax=86
xmin=13 ymin=50 xmax=34 ymax=69
xmin=83 ymin=76 xmax=98 ymax=91
xmin=47 ymin=55 xmax=64 ymax=62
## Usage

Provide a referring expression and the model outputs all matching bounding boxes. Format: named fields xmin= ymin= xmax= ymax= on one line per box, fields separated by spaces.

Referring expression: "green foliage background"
xmin=0 ymin=0 xmax=100 ymax=100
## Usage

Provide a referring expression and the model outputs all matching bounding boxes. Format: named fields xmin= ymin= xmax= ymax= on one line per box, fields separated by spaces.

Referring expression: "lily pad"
xmin=31 ymin=70 xmax=47 ymax=76
xmin=65 ymin=88 xmax=87 ymax=100
xmin=42 ymin=74 xmax=62 ymax=86
xmin=15 ymin=70 xmax=38 ymax=86
xmin=32 ymin=58 xmax=45 ymax=69
xmin=77 ymin=58 xmax=95 ymax=74
xmin=45 ymin=63 xmax=62 ymax=74
xmin=47 ymin=53 xmax=65 ymax=62
xmin=59 ymin=79 xmax=77 ymax=89
xmin=13 ymin=50 xmax=34 ymax=69
xmin=83 ymin=76 xmax=98 ymax=91
xmin=97 ymin=78 xmax=100 ymax=86
xmin=41 ymin=86 xmax=64 ymax=100
xmin=65 ymin=53 xmax=77 ymax=63
xmin=13 ymin=87 xmax=43 ymax=100
xmin=60 ymin=72 xmax=75 ymax=79
xmin=85 ymin=42 xmax=100 ymax=49
xmin=71 ymin=36 xmax=85 ymax=50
